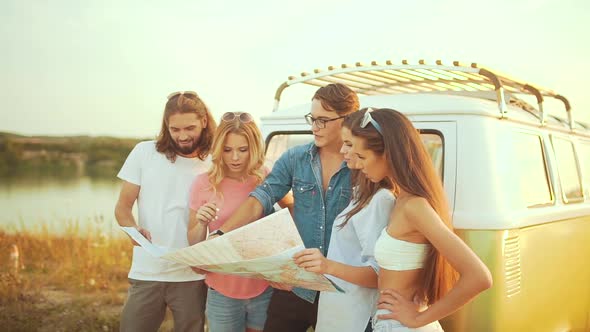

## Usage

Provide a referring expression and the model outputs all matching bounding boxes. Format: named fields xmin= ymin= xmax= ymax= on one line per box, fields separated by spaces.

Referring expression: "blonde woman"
xmin=187 ymin=112 xmax=271 ymax=332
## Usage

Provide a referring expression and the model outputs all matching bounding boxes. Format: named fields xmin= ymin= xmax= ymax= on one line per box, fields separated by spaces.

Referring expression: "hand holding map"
xmin=122 ymin=208 xmax=342 ymax=292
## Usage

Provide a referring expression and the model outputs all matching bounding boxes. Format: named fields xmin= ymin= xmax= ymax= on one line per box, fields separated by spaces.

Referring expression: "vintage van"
xmin=260 ymin=60 xmax=590 ymax=331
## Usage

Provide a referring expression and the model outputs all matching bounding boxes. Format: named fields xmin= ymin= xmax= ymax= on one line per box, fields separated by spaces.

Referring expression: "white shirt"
xmin=316 ymin=188 xmax=395 ymax=332
xmin=117 ymin=141 xmax=210 ymax=282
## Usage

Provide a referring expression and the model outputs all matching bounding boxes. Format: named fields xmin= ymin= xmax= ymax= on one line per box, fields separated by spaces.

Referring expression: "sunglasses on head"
xmin=167 ymin=91 xmax=198 ymax=100
xmin=360 ymin=108 xmax=384 ymax=135
xmin=221 ymin=112 xmax=254 ymax=123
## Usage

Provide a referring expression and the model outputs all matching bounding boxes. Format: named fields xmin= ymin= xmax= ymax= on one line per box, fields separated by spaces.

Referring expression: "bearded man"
xmin=115 ymin=91 xmax=216 ymax=332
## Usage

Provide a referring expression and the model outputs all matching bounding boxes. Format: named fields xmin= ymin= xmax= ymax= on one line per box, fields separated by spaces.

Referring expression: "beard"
xmin=172 ymin=138 xmax=199 ymax=155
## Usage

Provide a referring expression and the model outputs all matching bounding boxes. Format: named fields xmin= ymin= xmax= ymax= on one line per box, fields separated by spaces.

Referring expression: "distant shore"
xmin=0 ymin=132 xmax=147 ymax=178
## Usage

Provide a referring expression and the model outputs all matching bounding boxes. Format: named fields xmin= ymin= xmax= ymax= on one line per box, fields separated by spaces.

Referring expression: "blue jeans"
xmin=206 ymin=287 xmax=273 ymax=332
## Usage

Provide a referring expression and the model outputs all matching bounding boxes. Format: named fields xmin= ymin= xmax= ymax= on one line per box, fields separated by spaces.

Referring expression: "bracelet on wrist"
xmin=209 ymin=229 xmax=224 ymax=237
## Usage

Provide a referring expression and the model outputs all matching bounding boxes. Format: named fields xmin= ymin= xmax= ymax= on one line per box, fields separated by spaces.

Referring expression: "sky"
xmin=1 ymin=0 xmax=589 ymax=138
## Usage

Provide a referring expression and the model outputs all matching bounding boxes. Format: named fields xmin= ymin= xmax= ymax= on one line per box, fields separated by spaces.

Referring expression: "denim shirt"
xmin=251 ymin=142 xmax=352 ymax=303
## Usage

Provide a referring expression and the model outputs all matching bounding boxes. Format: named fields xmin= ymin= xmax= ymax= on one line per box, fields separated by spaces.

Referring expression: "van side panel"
xmin=263 ymin=93 xmax=590 ymax=331
xmin=446 ymin=216 xmax=590 ymax=331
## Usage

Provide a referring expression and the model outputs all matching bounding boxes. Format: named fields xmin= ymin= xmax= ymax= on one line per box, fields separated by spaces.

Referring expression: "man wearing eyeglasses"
xmin=217 ymin=83 xmax=359 ymax=332
xmin=115 ymin=91 xmax=217 ymax=332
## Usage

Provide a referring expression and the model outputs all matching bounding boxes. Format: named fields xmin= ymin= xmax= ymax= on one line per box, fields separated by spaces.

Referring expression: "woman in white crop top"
xmin=349 ymin=108 xmax=493 ymax=331
xmin=294 ymin=110 xmax=394 ymax=332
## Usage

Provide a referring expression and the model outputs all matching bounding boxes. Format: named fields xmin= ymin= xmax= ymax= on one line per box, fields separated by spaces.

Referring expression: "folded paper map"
xmin=121 ymin=208 xmax=342 ymax=292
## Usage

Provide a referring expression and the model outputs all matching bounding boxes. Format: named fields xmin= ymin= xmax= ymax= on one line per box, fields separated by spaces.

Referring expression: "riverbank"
xmin=0 ymin=229 xmax=175 ymax=331
xmin=0 ymin=131 xmax=144 ymax=178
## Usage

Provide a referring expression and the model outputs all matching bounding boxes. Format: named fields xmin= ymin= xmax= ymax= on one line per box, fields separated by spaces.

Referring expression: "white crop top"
xmin=374 ymin=229 xmax=431 ymax=270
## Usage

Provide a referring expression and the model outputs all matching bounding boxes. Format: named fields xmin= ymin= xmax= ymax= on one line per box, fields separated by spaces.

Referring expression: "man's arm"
xmin=218 ymin=196 xmax=264 ymax=233
xmin=277 ymin=191 xmax=294 ymax=216
xmin=115 ymin=181 xmax=151 ymax=243
xmin=219 ymin=147 xmax=296 ymax=233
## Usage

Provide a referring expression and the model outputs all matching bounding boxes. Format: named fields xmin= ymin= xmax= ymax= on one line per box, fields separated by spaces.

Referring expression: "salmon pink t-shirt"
xmin=189 ymin=172 xmax=269 ymax=299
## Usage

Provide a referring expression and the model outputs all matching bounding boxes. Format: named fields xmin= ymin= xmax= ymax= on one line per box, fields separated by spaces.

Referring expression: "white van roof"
xmin=261 ymin=61 xmax=590 ymax=231
xmin=262 ymin=93 xmax=589 ymax=137
xmin=268 ymin=59 xmax=588 ymax=131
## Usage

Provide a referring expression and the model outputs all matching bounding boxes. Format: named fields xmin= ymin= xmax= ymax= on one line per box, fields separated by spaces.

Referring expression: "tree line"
xmin=0 ymin=132 xmax=145 ymax=178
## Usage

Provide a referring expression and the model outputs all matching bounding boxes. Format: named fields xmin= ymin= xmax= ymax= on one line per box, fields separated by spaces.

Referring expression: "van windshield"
xmin=264 ymin=131 xmax=444 ymax=180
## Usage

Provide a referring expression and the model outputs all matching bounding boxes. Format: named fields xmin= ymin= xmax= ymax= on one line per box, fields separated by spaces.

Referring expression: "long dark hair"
xmin=156 ymin=93 xmax=217 ymax=162
xmin=350 ymin=108 xmax=457 ymax=304
xmin=339 ymin=109 xmax=392 ymax=227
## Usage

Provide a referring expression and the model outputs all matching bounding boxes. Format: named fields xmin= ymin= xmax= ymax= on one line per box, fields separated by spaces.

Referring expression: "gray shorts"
xmin=120 ymin=279 xmax=207 ymax=332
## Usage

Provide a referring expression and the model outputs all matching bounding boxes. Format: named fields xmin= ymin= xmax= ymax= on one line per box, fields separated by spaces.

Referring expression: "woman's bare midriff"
xmin=378 ymin=268 xmax=423 ymax=302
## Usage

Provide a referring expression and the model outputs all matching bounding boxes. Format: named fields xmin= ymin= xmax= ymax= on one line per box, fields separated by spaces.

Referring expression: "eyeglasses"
xmin=304 ymin=113 xmax=346 ymax=129
xmin=222 ymin=112 xmax=254 ymax=123
xmin=360 ymin=108 xmax=383 ymax=135
xmin=167 ymin=91 xmax=198 ymax=100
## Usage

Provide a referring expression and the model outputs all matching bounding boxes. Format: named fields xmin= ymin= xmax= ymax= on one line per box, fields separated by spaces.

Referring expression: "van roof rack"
xmin=273 ymin=60 xmax=574 ymax=130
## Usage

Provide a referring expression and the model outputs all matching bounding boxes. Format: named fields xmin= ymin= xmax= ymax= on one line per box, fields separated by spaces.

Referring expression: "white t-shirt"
xmin=316 ymin=188 xmax=395 ymax=332
xmin=117 ymin=141 xmax=210 ymax=282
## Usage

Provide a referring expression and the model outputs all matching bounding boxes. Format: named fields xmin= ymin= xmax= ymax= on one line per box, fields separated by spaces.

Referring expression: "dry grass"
xmin=0 ymin=225 xmax=176 ymax=331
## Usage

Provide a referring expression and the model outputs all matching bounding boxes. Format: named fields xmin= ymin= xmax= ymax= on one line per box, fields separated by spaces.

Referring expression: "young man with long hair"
xmin=115 ymin=91 xmax=216 ymax=332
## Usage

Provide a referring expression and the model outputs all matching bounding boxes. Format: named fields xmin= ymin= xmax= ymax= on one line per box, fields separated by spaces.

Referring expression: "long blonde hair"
xmin=206 ymin=114 xmax=265 ymax=193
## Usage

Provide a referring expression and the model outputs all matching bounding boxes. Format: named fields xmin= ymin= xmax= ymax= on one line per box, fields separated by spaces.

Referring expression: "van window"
xmin=420 ymin=131 xmax=444 ymax=179
xmin=577 ymin=141 xmax=590 ymax=198
xmin=264 ymin=131 xmax=313 ymax=169
xmin=513 ymin=132 xmax=553 ymax=207
xmin=264 ymin=130 xmax=444 ymax=178
xmin=551 ymin=137 xmax=584 ymax=203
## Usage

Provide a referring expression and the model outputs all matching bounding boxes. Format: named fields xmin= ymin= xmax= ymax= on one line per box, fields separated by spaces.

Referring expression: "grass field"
xmin=0 ymin=226 xmax=176 ymax=331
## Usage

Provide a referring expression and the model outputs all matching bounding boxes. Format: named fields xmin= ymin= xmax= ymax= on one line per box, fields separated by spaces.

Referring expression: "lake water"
xmin=0 ymin=176 xmax=130 ymax=237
